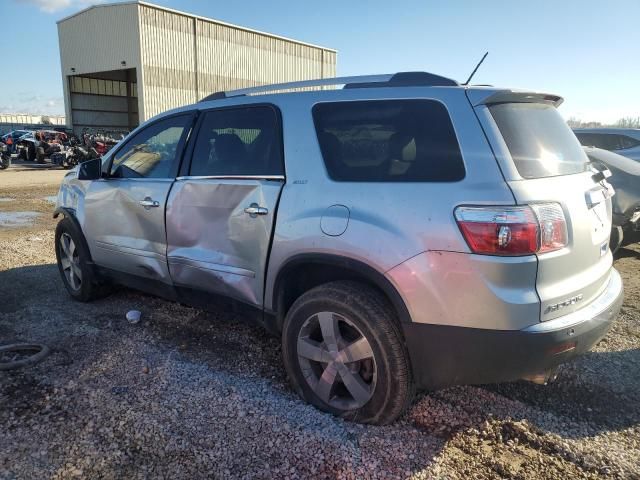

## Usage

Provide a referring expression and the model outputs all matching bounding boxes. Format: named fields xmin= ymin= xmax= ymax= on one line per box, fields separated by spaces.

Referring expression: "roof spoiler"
xmin=467 ymin=89 xmax=564 ymax=107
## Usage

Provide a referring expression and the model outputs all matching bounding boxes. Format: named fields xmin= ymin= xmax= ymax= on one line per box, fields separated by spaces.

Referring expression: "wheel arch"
xmin=53 ymin=207 xmax=93 ymax=263
xmin=270 ymin=253 xmax=412 ymax=332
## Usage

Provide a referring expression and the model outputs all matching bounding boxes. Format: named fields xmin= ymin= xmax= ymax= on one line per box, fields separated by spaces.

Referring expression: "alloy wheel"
xmin=297 ymin=311 xmax=377 ymax=410
xmin=59 ymin=233 xmax=82 ymax=291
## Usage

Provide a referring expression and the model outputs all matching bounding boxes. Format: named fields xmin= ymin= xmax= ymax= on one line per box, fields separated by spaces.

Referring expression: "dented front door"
xmin=84 ymin=178 xmax=175 ymax=281
xmin=83 ymin=113 xmax=194 ymax=283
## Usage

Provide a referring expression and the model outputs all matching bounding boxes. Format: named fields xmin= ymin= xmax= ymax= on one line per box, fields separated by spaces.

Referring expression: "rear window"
xmin=312 ymin=100 xmax=465 ymax=182
xmin=490 ymin=103 xmax=588 ymax=178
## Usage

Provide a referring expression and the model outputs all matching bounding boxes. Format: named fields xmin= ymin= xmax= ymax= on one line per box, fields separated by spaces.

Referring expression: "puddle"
xmin=44 ymin=196 xmax=57 ymax=204
xmin=0 ymin=211 xmax=41 ymax=227
xmin=0 ymin=198 xmax=14 ymax=202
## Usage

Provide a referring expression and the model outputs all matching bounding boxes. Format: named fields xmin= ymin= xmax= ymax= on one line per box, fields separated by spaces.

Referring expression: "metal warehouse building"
xmin=57 ymin=1 xmax=337 ymax=134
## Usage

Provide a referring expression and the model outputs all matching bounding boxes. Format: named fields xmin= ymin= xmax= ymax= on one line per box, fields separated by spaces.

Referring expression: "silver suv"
xmin=54 ymin=72 xmax=624 ymax=425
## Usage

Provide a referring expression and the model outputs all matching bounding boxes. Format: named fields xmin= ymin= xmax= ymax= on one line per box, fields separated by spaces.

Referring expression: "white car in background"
xmin=574 ymin=128 xmax=640 ymax=161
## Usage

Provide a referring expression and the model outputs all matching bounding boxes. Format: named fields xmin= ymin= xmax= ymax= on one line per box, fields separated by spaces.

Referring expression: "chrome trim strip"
xmin=168 ymin=256 xmax=255 ymax=278
xmin=94 ymin=241 xmax=165 ymax=259
xmin=175 ymin=175 xmax=285 ymax=181
xmin=522 ymin=269 xmax=622 ymax=333
xmin=99 ymin=177 xmax=174 ymax=183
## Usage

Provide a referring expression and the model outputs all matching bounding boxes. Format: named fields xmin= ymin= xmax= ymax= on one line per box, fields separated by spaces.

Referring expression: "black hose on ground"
xmin=0 ymin=344 xmax=51 ymax=371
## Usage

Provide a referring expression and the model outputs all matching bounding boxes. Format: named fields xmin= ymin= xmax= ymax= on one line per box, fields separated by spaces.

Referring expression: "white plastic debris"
xmin=126 ymin=310 xmax=141 ymax=324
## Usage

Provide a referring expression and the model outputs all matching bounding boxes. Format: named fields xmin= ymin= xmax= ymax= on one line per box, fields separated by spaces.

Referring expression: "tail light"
xmin=454 ymin=203 xmax=568 ymax=256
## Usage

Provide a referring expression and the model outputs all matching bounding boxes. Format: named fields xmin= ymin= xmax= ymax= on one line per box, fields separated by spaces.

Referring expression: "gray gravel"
xmin=1 ymin=175 xmax=639 ymax=479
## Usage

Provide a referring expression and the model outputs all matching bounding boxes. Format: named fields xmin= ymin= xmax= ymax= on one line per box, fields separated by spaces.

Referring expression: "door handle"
xmin=139 ymin=197 xmax=160 ymax=209
xmin=244 ymin=203 xmax=268 ymax=217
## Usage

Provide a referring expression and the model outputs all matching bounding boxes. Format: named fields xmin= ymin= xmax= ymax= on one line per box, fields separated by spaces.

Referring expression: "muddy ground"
xmin=1 ymin=163 xmax=639 ymax=479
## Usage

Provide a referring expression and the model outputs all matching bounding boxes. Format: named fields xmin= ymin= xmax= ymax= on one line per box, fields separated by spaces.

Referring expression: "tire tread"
xmin=282 ymin=280 xmax=414 ymax=425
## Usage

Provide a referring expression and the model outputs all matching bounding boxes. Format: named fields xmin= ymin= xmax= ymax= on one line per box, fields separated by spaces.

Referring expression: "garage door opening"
xmin=68 ymin=68 xmax=138 ymax=135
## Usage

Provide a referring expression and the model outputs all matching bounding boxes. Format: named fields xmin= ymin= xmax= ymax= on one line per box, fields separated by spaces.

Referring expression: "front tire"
xmin=282 ymin=281 xmax=414 ymax=425
xmin=55 ymin=217 xmax=104 ymax=302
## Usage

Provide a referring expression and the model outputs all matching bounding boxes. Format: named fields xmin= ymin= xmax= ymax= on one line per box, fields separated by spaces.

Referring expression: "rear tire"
xmin=55 ymin=217 xmax=106 ymax=302
xmin=282 ymin=281 xmax=414 ymax=425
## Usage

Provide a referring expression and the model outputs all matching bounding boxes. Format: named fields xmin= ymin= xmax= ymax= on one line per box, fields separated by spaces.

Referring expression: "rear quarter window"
xmin=490 ymin=103 xmax=588 ymax=178
xmin=312 ymin=100 xmax=465 ymax=182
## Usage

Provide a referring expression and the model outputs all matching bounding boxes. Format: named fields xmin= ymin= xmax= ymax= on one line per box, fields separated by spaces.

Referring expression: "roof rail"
xmin=198 ymin=71 xmax=459 ymax=102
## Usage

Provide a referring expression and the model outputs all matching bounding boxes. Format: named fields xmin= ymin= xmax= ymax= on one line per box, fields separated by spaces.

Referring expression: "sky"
xmin=2 ymin=0 xmax=639 ymax=124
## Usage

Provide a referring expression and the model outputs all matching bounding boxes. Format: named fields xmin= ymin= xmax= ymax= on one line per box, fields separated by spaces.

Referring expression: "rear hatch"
xmin=471 ymin=92 xmax=614 ymax=321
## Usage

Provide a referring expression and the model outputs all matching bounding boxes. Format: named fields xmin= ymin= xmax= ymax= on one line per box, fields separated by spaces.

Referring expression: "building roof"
xmin=57 ymin=1 xmax=337 ymax=53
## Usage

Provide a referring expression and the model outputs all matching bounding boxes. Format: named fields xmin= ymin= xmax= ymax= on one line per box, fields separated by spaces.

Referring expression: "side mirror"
xmin=78 ymin=157 xmax=103 ymax=180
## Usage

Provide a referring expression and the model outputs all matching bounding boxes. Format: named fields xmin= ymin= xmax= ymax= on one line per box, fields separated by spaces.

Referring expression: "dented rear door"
xmin=165 ymin=105 xmax=285 ymax=307
xmin=166 ymin=178 xmax=283 ymax=306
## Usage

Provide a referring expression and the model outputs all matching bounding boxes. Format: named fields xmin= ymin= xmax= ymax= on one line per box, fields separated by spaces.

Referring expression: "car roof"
xmin=200 ymin=72 xmax=560 ymax=107
xmin=4 ymin=130 xmax=29 ymax=136
xmin=574 ymin=127 xmax=640 ymax=138
xmin=140 ymin=72 xmax=563 ymax=133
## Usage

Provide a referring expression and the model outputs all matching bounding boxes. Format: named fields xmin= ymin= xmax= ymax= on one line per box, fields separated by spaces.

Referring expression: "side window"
xmin=110 ymin=115 xmax=192 ymax=179
xmin=575 ymin=133 xmax=596 ymax=147
xmin=189 ymin=106 xmax=283 ymax=176
xmin=618 ymin=135 xmax=640 ymax=150
xmin=312 ymin=100 xmax=465 ymax=182
xmin=592 ymin=134 xmax=619 ymax=151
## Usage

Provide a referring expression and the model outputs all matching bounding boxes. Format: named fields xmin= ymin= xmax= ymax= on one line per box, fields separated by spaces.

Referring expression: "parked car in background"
xmin=584 ymin=146 xmax=640 ymax=250
xmin=1 ymin=129 xmax=32 ymax=142
xmin=574 ymin=128 xmax=640 ymax=161
xmin=17 ymin=130 xmax=66 ymax=163
xmin=53 ymin=72 xmax=623 ymax=424
xmin=1 ymin=129 xmax=32 ymax=153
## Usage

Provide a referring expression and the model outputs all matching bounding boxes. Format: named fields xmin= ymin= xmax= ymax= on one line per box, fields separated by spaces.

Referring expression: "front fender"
xmin=53 ymin=207 xmax=94 ymax=263
xmin=53 ymin=206 xmax=75 ymax=220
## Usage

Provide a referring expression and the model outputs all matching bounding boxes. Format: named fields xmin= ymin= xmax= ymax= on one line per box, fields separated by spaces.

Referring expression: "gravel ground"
xmin=1 ymin=168 xmax=639 ymax=479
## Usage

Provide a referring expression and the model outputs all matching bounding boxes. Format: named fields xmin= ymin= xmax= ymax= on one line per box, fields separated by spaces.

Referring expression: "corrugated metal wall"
xmin=58 ymin=3 xmax=141 ymax=76
xmin=139 ymin=3 xmax=336 ymax=119
xmin=139 ymin=7 xmax=198 ymax=119
xmin=195 ymin=18 xmax=336 ymax=94
xmin=58 ymin=3 xmax=143 ymax=129
xmin=59 ymin=2 xmax=336 ymax=125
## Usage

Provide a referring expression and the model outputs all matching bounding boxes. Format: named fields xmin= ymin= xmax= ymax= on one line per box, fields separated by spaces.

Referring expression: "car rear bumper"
xmin=402 ymin=268 xmax=623 ymax=390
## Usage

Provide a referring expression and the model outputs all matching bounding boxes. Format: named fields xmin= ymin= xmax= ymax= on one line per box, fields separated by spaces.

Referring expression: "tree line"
xmin=567 ymin=116 xmax=640 ymax=129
